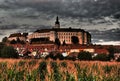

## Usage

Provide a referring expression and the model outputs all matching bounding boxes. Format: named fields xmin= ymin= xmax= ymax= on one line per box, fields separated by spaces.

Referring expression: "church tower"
xmin=54 ymin=16 xmax=60 ymax=29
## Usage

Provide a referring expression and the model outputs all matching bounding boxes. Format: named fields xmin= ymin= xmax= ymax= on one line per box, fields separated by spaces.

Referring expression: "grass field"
xmin=0 ymin=59 xmax=120 ymax=81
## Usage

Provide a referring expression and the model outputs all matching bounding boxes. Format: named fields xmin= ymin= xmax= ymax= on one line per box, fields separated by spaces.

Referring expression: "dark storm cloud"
xmin=0 ymin=24 xmax=18 ymax=30
xmin=89 ymin=28 xmax=120 ymax=42
xmin=0 ymin=0 xmax=120 ymax=44
xmin=1 ymin=0 xmax=120 ymax=19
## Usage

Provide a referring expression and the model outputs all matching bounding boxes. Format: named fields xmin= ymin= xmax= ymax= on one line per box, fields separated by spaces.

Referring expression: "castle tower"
xmin=54 ymin=16 xmax=60 ymax=29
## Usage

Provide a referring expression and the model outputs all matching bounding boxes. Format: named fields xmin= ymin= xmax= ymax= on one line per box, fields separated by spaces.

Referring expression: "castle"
xmin=8 ymin=16 xmax=91 ymax=45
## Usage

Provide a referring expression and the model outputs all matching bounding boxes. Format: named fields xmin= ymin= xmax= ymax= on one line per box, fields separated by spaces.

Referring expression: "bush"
xmin=45 ymin=52 xmax=64 ymax=60
xmin=107 ymin=46 xmax=116 ymax=60
xmin=66 ymin=52 xmax=78 ymax=61
xmin=93 ymin=54 xmax=109 ymax=61
xmin=78 ymin=51 xmax=92 ymax=61
xmin=0 ymin=46 xmax=19 ymax=58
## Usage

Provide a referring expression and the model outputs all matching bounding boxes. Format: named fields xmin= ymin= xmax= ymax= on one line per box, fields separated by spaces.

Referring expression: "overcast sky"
xmin=0 ymin=0 xmax=120 ymax=45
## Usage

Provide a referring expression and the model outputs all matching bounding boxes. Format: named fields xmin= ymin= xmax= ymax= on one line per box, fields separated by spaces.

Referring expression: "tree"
xmin=78 ymin=51 xmax=92 ymax=61
xmin=17 ymin=37 xmax=21 ymax=43
xmin=20 ymin=40 xmax=26 ymax=44
xmin=0 ymin=43 xmax=5 ymax=55
xmin=0 ymin=46 xmax=19 ymax=58
xmin=10 ymin=39 xmax=17 ymax=44
xmin=93 ymin=54 xmax=109 ymax=61
xmin=107 ymin=46 xmax=116 ymax=60
xmin=2 ymin=37 xmax=8 ymax=43
xmin=62 ymin=40 xmax=66 ymax=46
xmin=67 ymin=52 xmax=78 ymax=61
xmin=55 ymin=38 xmax=61 ymax=46
xmin=71 ymin=36 xmax=79 ymax=44
xmin=45 ymin=51 xmax=64 ymax=60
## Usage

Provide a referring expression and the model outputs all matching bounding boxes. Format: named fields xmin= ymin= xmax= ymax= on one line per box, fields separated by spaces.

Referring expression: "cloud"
xmin=1 ymin=0 xmax=120 ymax=18
xmin=0 ymin=0 xmax=120 ymax=45
xmin=95 ymin=41 xmax=120 ymax=45
xmin=89 ymin=28 xmax=120 ymax=44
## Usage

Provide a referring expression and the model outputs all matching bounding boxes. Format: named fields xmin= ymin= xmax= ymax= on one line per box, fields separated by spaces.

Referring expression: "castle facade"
xmin=27 ymin=17 xmax=91 ymax=44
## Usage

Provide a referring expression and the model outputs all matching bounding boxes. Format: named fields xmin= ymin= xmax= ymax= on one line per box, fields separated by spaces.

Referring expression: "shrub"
xmin=66 ymin=52 xmax=78 ymax=61
xmin=45 ymin=52 xmax=57 ymax=60
xmin=78 ymin=51 xmax=92 ymax=61
xmin=56 ymin=53 xmax=64 ymax=60
xmin=46 ymin=52 xmax=64 ymax=60
xmin=107 ymin=46 xmax=116 ymax=60
xmin=93 ymin=54 xmax=109 ymax=61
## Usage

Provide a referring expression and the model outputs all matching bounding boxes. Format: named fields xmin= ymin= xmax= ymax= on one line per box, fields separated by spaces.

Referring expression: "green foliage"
xmin=60 ymin=61 xmax=67 ymax=68
xmin=46 ymin=52 xmax=64 ymax=60
xmin=103 ymin=65 xmax=113 ymax=74
xmin=2 ymin=37 xmax=8 ymax=43
xmin=93 ymin=54 xmax=109 ymax=61
xmin=0 ymin=43 xmax=5 ymax=55
xmin=107 ymin=46 xmax=116 ymax=60
xmin=55 ymin=38 xmax=61 ymax=46
xmin=66 ymin=52 xmax=78 ymax=61
xmin=10 ymin=38 xmax=26 ymax=44
xmin=0 ymin=46 xmax=19 ymax=58
xmin=74 ymin=63 xmax=81 ymax=80
xmin=39 ymin=61 xmax=47 ymax=81
xmin=18 ymin=60 xmax=26 ymax=66
xmin=50 ymin=61 xmax=62 ymax=81
xmin=10 ymin=39 xmax=17 ymax=44
xmin=62 ymin=40 xmax=67 ymax=46
xmin=26 ymin=70 xmax=38 ymax=81
xmin=0 ymin=60 xmax=120 ymax=81
xmin=28 ymin=60 xmax=37 ymax=66
xmin=56 ymin=53 xmax=64 ymax=60
xmin=78 ymin=51 xmax=92 ymax=61
xmin=74 ymin=63 xmax=97 ymax=81
xmin=15 ymin=70 xmax=25 ymax=81
xmin=66 ymin=71 xmax=76 ymax=81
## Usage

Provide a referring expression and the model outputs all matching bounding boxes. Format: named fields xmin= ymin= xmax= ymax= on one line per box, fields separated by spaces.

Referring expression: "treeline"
xmin=45 ymin=51 xmax=120 ymax=62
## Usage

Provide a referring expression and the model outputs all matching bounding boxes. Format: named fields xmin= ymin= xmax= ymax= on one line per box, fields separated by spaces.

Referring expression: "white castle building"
xmin=27 ymin=16 xmax=91 ymax=45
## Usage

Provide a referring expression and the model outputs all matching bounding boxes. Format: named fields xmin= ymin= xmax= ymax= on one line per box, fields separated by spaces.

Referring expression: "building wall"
xmin=28 ymin=32 xmax=50 ymax=41
xmin=84 ymin=32 xmax=87 ymax=45
xmin=8 ymin=37 xmax=26 ymax=41
xmin=50 ymin=31 xmax=56 ymax=42
xmin=27 ymin=30 xmax=91 ymax=45
xmin=57 ymin=31 xmax=84 ymax=44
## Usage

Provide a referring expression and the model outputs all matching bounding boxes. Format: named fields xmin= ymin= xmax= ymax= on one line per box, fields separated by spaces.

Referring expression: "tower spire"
xmin=56 ymin=16 xmax=59 ymax=22
xmin=54 ymin=16 xmax=60 ymax=29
